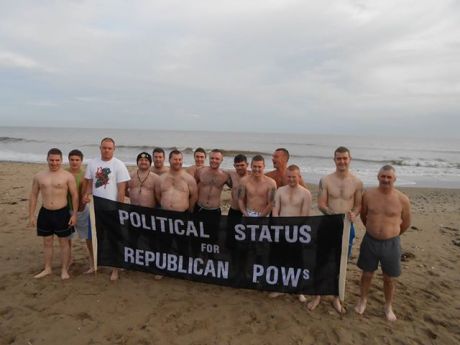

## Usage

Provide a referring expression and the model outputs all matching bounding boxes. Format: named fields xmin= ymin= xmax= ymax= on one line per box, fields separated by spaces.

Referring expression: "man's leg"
xmin=84 ymin=239 xmax=95 ymax=274
xmin=110 ymin=268 xmax=119 ymax=281
xmin=355 ymin=271 xmax=374 ymax=314
xmin=58 ymin=237 xmax=70 ymax=279
xmin=307 ymin=295 xmax=321 ymax=311
xmin=383 ymin=273 xmax=397 ymax=321
xmin=34 ymin=236 xmax=54 ymax=278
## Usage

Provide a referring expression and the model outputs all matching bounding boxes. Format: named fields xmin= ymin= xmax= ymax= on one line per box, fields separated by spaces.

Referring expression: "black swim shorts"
xmin=37 ymin=206 xmax=74 ymax=237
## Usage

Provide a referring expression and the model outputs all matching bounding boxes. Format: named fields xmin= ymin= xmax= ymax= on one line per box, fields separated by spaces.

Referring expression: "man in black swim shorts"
xmin=28 ymin=148 xmax=78 ymax=280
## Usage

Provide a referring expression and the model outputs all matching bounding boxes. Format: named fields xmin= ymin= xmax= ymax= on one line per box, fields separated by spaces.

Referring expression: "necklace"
xmin=137 ymin=170 xmax=150 ymax=194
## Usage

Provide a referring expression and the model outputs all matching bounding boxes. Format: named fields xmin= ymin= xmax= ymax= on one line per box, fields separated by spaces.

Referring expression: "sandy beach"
xmin=1 ymin=162 xmax=459 ymax=345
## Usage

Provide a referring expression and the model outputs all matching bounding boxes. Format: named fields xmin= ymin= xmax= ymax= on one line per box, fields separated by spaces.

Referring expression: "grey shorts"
xmin=357 ymin=233 xmax=401 ymax=277
xmin=69 ymin=205 xmax=92 ymax=240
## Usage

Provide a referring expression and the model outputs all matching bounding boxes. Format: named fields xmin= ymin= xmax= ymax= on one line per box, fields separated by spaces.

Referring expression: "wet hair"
xmin=334 ymin=146 xmax=350 ymax=156
xmin=287 ymin=164 xmax=300 ymax=172
xmin=68 ymin=149 xmax=83 ymax=160
xmin=47 ymin=148 xmax=62 ymax=158
xmin=275 ymin=148 xmax=290 ymax=160
xmin=380 ymin=164 xmax=395 ymax=173
xmin=152 ymin=147 xmax=165 ymax=156
xmin=234 ymin=154 xmax=247 ymax=164
xmin=100 ymin=137 xmax=115 ymax=146
xmin=169 ymin=149 xmax=182 ymax=160
xmin=194 ymin=147 xmax=206 ymax=157
xmin=210 ymin=149 xmax=223 ymax=155
xmin=251 ymin=155 xmax=265 ymax=164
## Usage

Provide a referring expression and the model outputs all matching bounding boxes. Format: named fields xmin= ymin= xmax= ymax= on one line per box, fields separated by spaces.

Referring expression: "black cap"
xmin=136 ymin=152 xmax=152 ymax=165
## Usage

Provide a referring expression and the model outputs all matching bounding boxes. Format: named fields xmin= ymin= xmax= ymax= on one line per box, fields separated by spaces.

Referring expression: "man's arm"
xmin=28 ymin=176 xmax=40 ymax=227
xmin=237 ymin=182 xmax=248 ymax=217
xmin=154 ymin=178 xmax=162 ymax=206
xmin=67 ymin=174 xmax=78 ymax=226
xmin=348 ymin=180 xmax=364 ymax=222
xmin=187 ymin=177 xmax=198 ymax=212
xmin=301 ymin=190 xmax=312 ymax=217
xmin=272 ymin=189 xmax=281 ymax=217
xmin=317 ymin=178 xmax=333 ymax=215
xmin=83 ymin=178 xmax=93 ymax=204
xmin=399 ymin=195 xmax=412 ymax=235
xmin=260 ymin=182 xmax=276 ymax=217
xmin=360 ymin=191 xmax=368 ymax=226
xmin=79 ymin=177 xmax=87 ymax=211
xmin=117 ymin=181 xmax=127 ymax=203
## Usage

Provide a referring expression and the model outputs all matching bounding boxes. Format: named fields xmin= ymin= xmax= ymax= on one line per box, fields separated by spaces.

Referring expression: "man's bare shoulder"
xmin=363 ymin=187 xmax=379 ymax=199
xmin=298 ymin=184 xmax=311 ymax=195
xmin=396 ymin=189 xmax=410 ymax=204
xmin=263 ymin=175 xmax=277 ymax=187
xmin=276 ymin=185 xmax=289 ymax=194
xmin=320 ymin=173 xmax=334 ymax=187
xmin=186 ymin=165 xmax=197 ymax=174
xmin=349 ymin=173 xmax=364 ymax=186
xmin=265 ymin=170 xmax=277 ymax=179
xmin=182 ymin=170 xmax=197 ymax=184
xmin=239 ymin=175 xmax=251 ymax=184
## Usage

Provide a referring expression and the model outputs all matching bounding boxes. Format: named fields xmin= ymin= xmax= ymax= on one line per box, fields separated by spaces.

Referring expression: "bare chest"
xmin=328 ymin=180 xmax=356 ymax=200
xmin=162 ymin=176 xmax=189 ymax=193
xmin=200 ymin=171 xmax=227 ymax=188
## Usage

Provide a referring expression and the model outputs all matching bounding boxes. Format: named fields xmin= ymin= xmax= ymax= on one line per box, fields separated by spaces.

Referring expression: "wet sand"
xmin=1 ymin=162 xmax=459 ymax=345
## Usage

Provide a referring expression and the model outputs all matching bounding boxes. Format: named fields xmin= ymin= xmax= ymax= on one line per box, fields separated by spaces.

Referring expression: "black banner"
xmin=94 ymin=196 xmax=344 ymax=295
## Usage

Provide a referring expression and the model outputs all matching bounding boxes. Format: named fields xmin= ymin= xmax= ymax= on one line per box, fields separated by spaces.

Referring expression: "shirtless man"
xmin=151 ymin=147 xmax=169 ymax=175
xmin=238 ymin=155 xmax=277 ymax=217
xmin=271 ymin=164 xmax=312 ymax=301
xmin=266 ymin=148 xmax=306 ymax=188
xmin=308 ymin=146 xmax=363 ymax=313
xmin=28 ymin=148 xmax=78 ymax=280
xmin=128 ymin=152 xmax=159 ymax=207
xmin=66 ymin=149 xmax=94 ymax=274
xmin=355 ymin=165 xmax=411 ymax=321
xmin=186 ymin=147 xmax=207 ymax=180
xmin=155 ymin=150 xmax=198 ymax=212
xmin=273 ymin=165 xmax=312 ymax=217
xmin=84 ymin=137 xmax=131 ymax=280
xmin=195 ymin=149 xmax=229 ymax=216
xmin=227 ymin=154 xmax=249 ymax=218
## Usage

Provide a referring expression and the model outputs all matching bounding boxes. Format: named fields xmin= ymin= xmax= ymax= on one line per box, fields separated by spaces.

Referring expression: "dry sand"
xmin=1 ymin=162 xmax=459 ymax=345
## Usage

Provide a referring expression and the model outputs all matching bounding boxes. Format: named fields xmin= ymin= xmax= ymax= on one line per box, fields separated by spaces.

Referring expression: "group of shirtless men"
xmin=28 ymin=137 xmax=411 ymax=321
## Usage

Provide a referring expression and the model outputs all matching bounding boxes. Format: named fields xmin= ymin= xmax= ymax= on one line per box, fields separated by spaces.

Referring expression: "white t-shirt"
xmin=85 ymin=157 xmax=130 ymax=201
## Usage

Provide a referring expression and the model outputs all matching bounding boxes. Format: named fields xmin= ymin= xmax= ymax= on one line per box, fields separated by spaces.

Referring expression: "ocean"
xmin=0 ymin=126 xmax=459 ymax=188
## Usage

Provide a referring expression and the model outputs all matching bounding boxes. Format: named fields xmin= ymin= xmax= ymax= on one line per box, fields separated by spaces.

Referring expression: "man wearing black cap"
xmin=127 ymin=152 xmax=159 ymax=208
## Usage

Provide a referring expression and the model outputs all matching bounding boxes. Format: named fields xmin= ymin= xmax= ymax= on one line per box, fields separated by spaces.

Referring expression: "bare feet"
xmin=354 ymin=298 xmax=367 ymax=315
xmin=332 ymin=297 xmax=346 ymax=314
xmin=84 ymin=267 xmax=95 ymax=274
xmin=307 ymin=295 xmax=321 ymax=311
xmin=298 ymin=294 xmax=307 ymax=303
xmin=110 ymin=269 xmax=119 ymax=281
xmin=268 ymin=292 xmax=284 ymax=298
xmin=34 ymin=268 xmax=52 ymax=279
xmin=61 ymin=270 xmax=70 ymax=280
xmin=154 ymin=275 xmax=163 ymax=280
xmin=384 ymin=304 xmax=397 ymax=321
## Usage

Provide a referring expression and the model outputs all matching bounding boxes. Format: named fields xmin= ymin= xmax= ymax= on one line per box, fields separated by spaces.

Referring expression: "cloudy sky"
xmin=0 ymin=0 xmax=458 ymax=136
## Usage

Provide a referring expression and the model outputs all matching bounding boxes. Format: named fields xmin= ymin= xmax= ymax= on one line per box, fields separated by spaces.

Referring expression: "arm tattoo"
xmin=237 ymin=185 xmax=246 ymax=199
xmin=269 ymin=187 xmax=276 ymax=205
